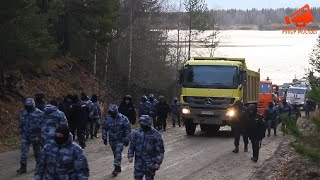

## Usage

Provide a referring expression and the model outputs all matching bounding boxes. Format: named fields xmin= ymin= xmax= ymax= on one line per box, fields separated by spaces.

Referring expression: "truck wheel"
xmin=186 ymin=122 xmax=196 ymax=136
xmin=200 ymin=124 xmax=208 ymax=132
xmin=210 ymin=125 xmax=220 ymax=133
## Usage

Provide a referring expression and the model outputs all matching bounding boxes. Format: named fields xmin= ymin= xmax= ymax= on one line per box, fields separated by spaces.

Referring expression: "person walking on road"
xmin=41 ymin=101 xmax=68 ymax=147
xmin=17 ymin=98 xmax=44 ymax=174
xmin=69 ymin=95 xmax=88 ymax=149
xmin=278 ymin=99 xmax=293 ymax=136
xmin=35 ymin=124 xmax=89 ymax=179
xmin=264 ymin=102 xmax=278 ymax=137
xmin=247 ymin=104 xmax=266 ymax=162
xmin=155 ymin=96 xmax=171 ymax=131
xmin=90 ymin=94 xmax=101 ymax=138
xmin=303 ymin=100 xmax=312 ymax=118
xmin=138 ymin=95 xmax=151 ymax=117
xmin=102 ymin=104 xmax=131 ymax=177
xmin=230 ymin=102 xmax=249 ymax=153
xmin=149 ymin=94 xmax=158 ymax=128
xmin=128 ymin=115 xmax=165 ymax=180
xmin=80 ymin=92 xmax=94 ymax=140
xmin=119 ymin=95 xmax=137 ymax=126
xmin=170 ymin=97 xmax=181 ymax=127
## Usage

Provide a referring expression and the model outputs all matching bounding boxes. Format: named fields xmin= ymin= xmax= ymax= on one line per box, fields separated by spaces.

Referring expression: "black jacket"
xmin=247 ymin=113 xmax=266 ymax=140
xmin=119 ymin=102 xmax=137 ymax=125
xmin=231 ymin=106 xmax=249 ymax=131
xmin=69 ymin=101 xmax=89 ymax=128
xmin=155 ymin=101 xmax=171 ymax=117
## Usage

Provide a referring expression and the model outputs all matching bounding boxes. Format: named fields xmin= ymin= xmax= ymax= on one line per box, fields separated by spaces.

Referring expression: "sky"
xmin=204 ymin=0 xmax=320 ymax=10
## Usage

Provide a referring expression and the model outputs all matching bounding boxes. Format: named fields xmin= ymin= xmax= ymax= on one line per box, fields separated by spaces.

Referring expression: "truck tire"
xmin=209 ymin=125 xmax=220 ymax=133
xmin=186 ymin=122 xmax=196 ymax=136
xmin=200 ymin=124 xmax=208 ymax=132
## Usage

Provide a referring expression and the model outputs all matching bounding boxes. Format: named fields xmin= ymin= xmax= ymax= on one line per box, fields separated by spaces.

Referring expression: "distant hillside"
xmin=155 ymin=8 xmax=320 ymax=30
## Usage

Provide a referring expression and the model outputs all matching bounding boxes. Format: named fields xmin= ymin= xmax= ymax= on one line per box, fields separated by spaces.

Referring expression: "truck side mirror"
xmin=240 ymin=70 xmax=247 ymax=86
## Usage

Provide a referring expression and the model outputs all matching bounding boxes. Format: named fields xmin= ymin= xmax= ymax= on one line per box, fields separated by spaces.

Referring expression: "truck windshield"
xmin=182 ymin=65 xmax=239 ymax=89
xmin=260 ymin=83 xmax=272 ymax=93
xmin=287 ymin=88 xmax=306 ymax=94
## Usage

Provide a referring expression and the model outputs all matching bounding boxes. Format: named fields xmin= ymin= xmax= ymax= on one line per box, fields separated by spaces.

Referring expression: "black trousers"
xmin=157 ymin=116 xmax=167 ymax=130
xmin=250 ymin=138 xmax=260 ymax=159
xmin=232 ymin=127 xmax=248 ymax=147
xmin=70 ymin=126 xmax=86 ymax=148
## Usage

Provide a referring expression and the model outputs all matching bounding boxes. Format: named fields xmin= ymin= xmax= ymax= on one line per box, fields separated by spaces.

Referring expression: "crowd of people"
xmin=16 ymin=92 xmax=181 ymax=179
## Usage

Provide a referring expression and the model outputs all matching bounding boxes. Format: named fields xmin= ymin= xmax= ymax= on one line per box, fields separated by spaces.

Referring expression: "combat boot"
xmin=232 ymin=146 xmax=239 ymax=153
xmin=112 ymin=166 xmax=121 ymax=177
xmin=94 ymin=125 xmax=100 ymax=138
xmin=244 ymin=145 xmax=248 ymax=152
xmin=267 ymin=129 xmax=271 ymax=137
xmin=17 ymin=165 xmax=26 ymax=174
xmin=251 ymin=157 xmax=258 ymax=163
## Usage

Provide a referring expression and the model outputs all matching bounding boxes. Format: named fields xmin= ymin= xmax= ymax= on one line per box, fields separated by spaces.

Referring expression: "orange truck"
xmin=258 ymin=79 xmax=278 ymax=116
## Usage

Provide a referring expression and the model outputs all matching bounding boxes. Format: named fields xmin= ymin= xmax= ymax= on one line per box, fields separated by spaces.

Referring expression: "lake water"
xmin=168 ymin=30 xmax=319 ymax=85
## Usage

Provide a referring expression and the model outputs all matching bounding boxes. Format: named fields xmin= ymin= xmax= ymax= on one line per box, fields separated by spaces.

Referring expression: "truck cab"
xmin=179 ymin=57 xmax=260 ymax=135
xmin=258 ymin=80 xmax=278 ymax=116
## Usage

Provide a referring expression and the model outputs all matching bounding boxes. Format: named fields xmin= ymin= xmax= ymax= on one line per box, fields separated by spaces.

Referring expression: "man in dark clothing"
xmin=155 ymin=96 xmax=171 ymax=131
xmin=264 ymin=102 xmax=278 ymax=137
xmin=69 ymin=95 xmax=89 ymax=149
xmin=119 ymin=95 xmax=137 ymax=125
xmin=58 ymin=94 xmax=73 ymax=121
xmin=230 ymin=102 xmax=249 ymax=153
xmin=149 ymin=94 xmax=158 ymax=127
xmin=303 ymin=100 xmax=312 ymax=118
xmin=247 ymin=104 xmax=266 ymax=162
xmin=35 ymin=92 xmax=46 ymax=111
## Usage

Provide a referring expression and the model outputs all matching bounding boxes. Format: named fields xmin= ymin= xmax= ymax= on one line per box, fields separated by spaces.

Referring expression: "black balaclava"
xmin=91 ymin=94 xmax=98 ymax=103
xmin=55 ymin=124 xmax=70 ymax=145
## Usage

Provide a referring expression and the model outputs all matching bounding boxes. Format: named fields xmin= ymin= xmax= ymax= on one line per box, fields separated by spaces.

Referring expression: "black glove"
xmin=124 ymin=141 xmax=129 ymax=147
xmin=103 ymin=140 xmax=108 ymax=146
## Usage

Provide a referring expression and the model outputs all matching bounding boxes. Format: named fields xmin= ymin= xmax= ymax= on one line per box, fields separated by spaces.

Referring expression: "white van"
xmin=286 ymin=87 xmax=308 ymax=107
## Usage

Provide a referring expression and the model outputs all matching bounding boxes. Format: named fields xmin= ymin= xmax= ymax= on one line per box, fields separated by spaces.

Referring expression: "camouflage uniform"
xmin=264 ymin=104 xmax=278 ymax=136
xmin=81 ymin=98 xmax=94 ymax=139
xmin=41 ymin=104 xmax=68 ymax=146
xmin=34 ymin=133 xmax=89 ymax=179
xmin=90 ymin=100 xmax=101 ymax=138
xmin=18 ymin=98 xmax=44 ymax=171
xmin=278 ymin=101 xmax=293 ymax=135
xmin=128 ymin=115 xmax=165 ymax=180
xmin=102 ymin=105 xmax=131 ymax=167
xmin=170 ymin=97 xmax=181 ymax=127
xmin=149 ymin=94 xmax=158 ymax=127
xmin=139 ymin=96 xmax=151 ymax=117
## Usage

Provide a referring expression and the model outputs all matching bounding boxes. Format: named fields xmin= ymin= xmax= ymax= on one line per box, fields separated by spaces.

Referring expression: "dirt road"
xmin=0 ymin=126 xmax=282 ymax=180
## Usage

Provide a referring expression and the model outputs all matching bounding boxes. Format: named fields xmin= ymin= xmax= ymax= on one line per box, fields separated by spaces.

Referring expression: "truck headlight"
xmin=182 ymin=108 xmax=191 ymax=114
xmin=226 ymin=109 xmax=236 ymax=117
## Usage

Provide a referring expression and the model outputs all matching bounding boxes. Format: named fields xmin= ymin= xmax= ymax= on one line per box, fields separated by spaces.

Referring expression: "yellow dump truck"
xmin=179 ymin=57 xmax=260 ymax=135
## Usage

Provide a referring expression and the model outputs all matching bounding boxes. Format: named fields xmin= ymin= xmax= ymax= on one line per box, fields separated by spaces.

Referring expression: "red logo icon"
xmin=284 ymin=4 xmax=314 ymax=28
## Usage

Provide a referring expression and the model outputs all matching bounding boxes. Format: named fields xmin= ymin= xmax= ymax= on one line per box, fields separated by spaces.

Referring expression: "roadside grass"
xmin=0 ymin=134 xmax=20 ymax=153
xmin=282 ymin=111 xmax=320 ymax=164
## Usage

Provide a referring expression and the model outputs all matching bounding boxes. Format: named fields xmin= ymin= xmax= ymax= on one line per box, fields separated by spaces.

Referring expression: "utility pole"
xmin=128 ymin=0 xmax=133 ymax=91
